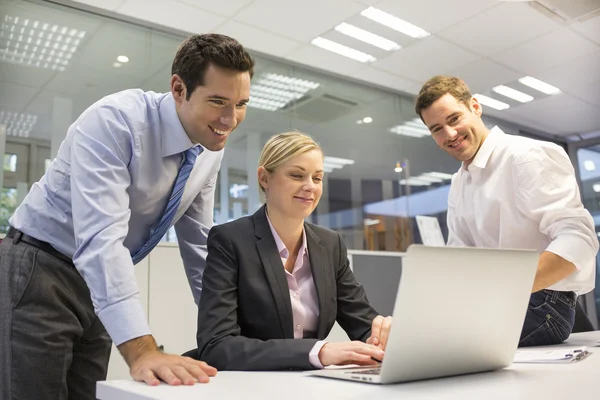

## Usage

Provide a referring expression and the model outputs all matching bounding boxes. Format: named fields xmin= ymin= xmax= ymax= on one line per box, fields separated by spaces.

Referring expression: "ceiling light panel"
xmin=0 ymin=110 xmax=38 ymax=138
xmin=360 ymin=7 xmax=430 ymax=39
xmin=311 ymin=37 xmax=376 ymax=63
xmin=247 ymin=73 xmax=320 ymax=112
xmin=492 ymin=85 xmax=534 ymax=103
xmin=0 ymin=15 xmax=86 ymax=72
xmin=473 ymin=94 xmax=510 ymax=111
xmin=518 ymin=76 xmax=561 ymax=95
xmin=334 ymin=22 xmax=400 ymax=51
xmin=390 ymin=118 xmax=430 ymax=138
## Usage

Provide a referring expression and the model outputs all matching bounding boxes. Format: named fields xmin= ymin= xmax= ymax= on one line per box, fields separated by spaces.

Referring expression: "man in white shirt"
xmin=415 ymin=75 xmax=598 ymax=346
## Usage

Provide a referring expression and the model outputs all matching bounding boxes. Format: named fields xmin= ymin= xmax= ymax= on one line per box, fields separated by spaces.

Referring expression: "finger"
xmin=136 ymin=369 xmax=160 ymax=386
xmin=370 ymin=316 xmax=383 ymax=346
xmin=195 ymin=360 xmax=218 ymax=377
xmin=156 ymin=365 xmax=182 ymax=386
xmin=347 ymin=352 xmax=380 ymax=365
xmin=184 ymin=364 xmax=210 ymax=384
xmin=171 ymin=365 xmax=197 ymax=386
xmin=355 ymin=343 xmax=385 ymax=361
xmin=379 ymin=317 xmax=393 ymax=350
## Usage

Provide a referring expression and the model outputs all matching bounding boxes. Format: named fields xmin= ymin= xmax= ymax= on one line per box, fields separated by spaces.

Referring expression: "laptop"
xmin=308 ymin=245 xmax=538 ymax=384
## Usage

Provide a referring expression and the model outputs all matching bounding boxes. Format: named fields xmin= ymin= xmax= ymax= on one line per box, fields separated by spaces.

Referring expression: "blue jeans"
xmin=519 ymin=289 xmax=576 ymax=347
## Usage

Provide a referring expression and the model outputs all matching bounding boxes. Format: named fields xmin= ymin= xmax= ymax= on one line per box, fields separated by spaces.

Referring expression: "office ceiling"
xmin=55 ymin=0 xmax=600 ymax=138
xmin=1 ymin=0 xmax=599 ymax=182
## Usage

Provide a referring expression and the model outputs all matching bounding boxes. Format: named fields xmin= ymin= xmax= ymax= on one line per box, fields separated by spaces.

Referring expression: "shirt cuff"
xmin=545 ymin=234 xmax=598 ymax=271
xmin=309 ymin=340 xmax=327 ymax=369
xmin=97 ymin=296 xmax=151 ymax=346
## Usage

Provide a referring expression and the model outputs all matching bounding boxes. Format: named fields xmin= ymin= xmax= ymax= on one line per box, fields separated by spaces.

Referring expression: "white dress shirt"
xmin=447 ymin=126 xmax=598 ymax=294
xmin=10 ymin=89 xmax=223 ymax=345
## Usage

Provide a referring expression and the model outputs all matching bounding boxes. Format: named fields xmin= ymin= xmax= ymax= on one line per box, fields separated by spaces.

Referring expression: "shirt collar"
xmin=465 ymin=126 xmax=504 ymax=171
xmin=266 ymin=212 xmax=308 ymax=259
xmin=158 ymin=92 xmax=196 ymax=157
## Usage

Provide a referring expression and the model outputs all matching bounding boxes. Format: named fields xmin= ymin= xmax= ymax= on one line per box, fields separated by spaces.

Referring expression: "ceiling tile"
xmin=178 ymin=0 xmax=254 ymax=17
xmin=0 ymin=81 xmax=39 ymax=111
xmin=44 ymin=63 xmax=144 ymax=98
xmin=571 ymin=14 xmax=600 ymax=45
xmin=71 ymin=0 xmax=126 ymax=11
xmin=447 ymin=59 xmax=522 ymax=93
xmin=0 ymin=62 xmax=58 ymax=89
xmin=117 ymin=0 xmax=226 ymax=34
xmin=73 ymin=23 xmax=176 ymax=80
xmin=284 ymin=45 xmax=366 ymax=76
xmin=536 ymin=51 xmax=600 ymax=94
xmin=233 ymin=0 xmax=366 ymax=42
xmin=374 ymin=0 xmax=499 ymax=33
xmin=438 ymin=2 xmax=561 ymax=56
xmin=491 ymin=28 xmax=600 ymax=75
xmin=372 ymin=36 xmax=480 ymax=83
xmin=502 ymin=94 xmax=600 ymax=136
xmin=349 ymin=67 xmax=422 ymax=95
xmin=216 ymin=21 xmax=302 ymax=58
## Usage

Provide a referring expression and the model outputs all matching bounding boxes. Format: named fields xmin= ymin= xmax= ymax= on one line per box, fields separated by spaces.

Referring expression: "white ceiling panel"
xmin=560 ymin=78 xmax=600 ymax=108
xmin=571 ymin=14 xmax=600 ymax=45
xmin=233 ymin=0 xmax=367 ymax=42
xmin=447 ymin=58 xmax=522 ymax=94
xmin=491 ymin=28 xmax=600 ymax=75
xmin=438 ymin=2 xmax=561 ymax=56
xmin=372 ymin=36 xmax=480 ymax=83
xmin=44 ymin=63 xmax=144 ymax=98
xmin=178 ymin=0 xmax=255 ymax=17
xmin=285 ymin=45 xmax=367 ymax=76
xmin=73 ymin=23 xmax=176 ymax=79
xmin=71 ymin=0 xmax=126 ymax=11
xmin=0 ymin=62 xmax=59 ymax=90
xmin=349 ymin=67 xmax=422 ymax=95
xmin=116 ymin=0 xmax=226 ymax=35
xmin=374 ymin=0 xmax=499 ymax=34
xmin=0 ymin=81 xmax=39 ymax=111
xmin=536 ymin=51 xmax=600 ymax=93
xmin=502 ymin=94 xmax=600 ymax=136
xmin=216 ymin=20 xmax=301 ymax=58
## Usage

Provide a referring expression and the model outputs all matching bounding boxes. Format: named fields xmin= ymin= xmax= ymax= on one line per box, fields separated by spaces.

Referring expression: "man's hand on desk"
xmin=118 ymin=335 xmax=217 ymax=386
xmin=318 ymin=341 xmax=384 ymax=367
xmin=366 ymin=315 xmax=393 ymax=350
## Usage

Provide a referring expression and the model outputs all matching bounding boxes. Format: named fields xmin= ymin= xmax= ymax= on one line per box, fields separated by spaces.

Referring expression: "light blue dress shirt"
xmin=10 ymin=89 xmax=223 ymax=346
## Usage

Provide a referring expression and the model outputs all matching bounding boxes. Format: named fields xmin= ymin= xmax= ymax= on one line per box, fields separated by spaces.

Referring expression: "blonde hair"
xmin=258 ymin=131 xmax=322 ymax=193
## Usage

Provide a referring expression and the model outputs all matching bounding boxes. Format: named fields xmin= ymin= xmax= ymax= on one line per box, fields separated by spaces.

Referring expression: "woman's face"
xmin=259 ymin=149 xmax=324 ymax=220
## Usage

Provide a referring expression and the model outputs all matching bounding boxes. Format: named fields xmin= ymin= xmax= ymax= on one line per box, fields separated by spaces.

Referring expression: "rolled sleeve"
xmin=513 ymin=146 xmax=599 ymax=281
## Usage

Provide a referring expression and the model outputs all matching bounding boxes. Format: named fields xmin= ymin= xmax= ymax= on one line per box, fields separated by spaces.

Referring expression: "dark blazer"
xmin=194 ymin=205 xmax=379 ymax=371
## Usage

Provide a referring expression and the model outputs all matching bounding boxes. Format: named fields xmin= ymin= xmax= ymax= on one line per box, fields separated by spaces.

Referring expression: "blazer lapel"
xmin=305 ymin=224 xmax=332 ymax=339
xmin=253 ymin=205 xmax=294 ymax=338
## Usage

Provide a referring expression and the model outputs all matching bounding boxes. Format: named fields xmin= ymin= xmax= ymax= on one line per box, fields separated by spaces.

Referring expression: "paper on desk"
xmin=514 ymin=346 xmax=590 ymax=363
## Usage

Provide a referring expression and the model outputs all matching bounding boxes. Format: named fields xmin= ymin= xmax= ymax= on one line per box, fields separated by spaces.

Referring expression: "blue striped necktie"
xmin=132 ymin=146 xmax=202 ymax=264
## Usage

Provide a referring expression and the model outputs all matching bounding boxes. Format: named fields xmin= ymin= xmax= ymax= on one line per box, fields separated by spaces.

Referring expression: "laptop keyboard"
xmin=344 ymin=367 xmax=381 ymax=375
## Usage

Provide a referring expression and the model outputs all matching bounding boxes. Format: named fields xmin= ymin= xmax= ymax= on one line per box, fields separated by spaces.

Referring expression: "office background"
xmin=0 ymin=0 xmax=599 ymax=324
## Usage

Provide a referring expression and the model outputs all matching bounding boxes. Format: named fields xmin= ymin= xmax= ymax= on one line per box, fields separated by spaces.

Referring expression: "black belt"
xmin=7 ymin=227 xmax=74 ymax=266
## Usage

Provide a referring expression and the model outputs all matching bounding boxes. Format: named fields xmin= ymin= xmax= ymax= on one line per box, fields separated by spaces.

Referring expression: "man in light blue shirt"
xmin=0 ymin=33 xmax=254 ymax=399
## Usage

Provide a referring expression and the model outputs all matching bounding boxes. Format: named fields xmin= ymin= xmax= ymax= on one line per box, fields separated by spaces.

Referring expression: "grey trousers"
xmin=0 ymin=233 xmax=112 ymax=400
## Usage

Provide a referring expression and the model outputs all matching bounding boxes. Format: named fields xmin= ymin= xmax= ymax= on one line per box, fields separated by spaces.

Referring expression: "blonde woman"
xmin=193 ymin=131 xmax=393 ymax=371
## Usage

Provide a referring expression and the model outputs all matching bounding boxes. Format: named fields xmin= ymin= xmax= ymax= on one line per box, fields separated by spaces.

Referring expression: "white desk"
xmin=97 ymin=331 xmax=600 ymax=400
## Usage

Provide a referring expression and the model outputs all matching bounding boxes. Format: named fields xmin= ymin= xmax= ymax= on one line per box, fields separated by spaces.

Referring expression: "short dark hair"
xmin=171 ymin=33 xmax=255 ymax=100
xmin=415 ymin=76 xmax=472 ymax=120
